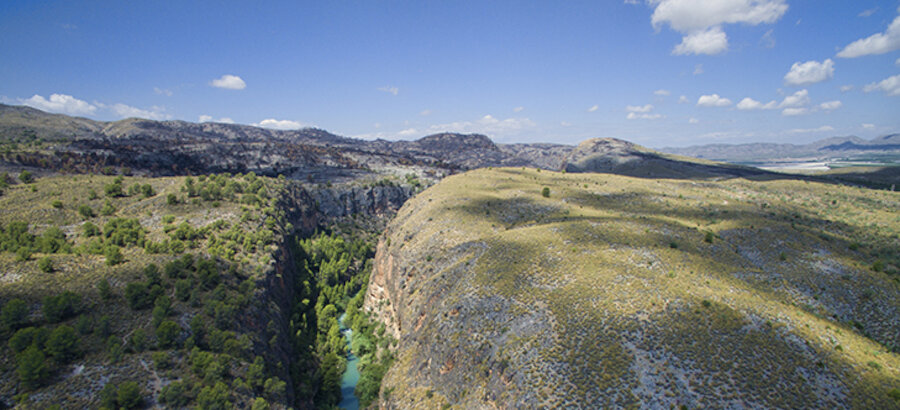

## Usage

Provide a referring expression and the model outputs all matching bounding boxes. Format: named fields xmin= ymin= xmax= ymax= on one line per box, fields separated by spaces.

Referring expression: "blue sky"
xmin=1 ymin=0 xmax=899 ymax=147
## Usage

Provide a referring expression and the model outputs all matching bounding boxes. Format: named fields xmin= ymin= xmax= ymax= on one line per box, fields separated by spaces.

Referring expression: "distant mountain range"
xmin=661 ymin=134 xmax=900 ymax=163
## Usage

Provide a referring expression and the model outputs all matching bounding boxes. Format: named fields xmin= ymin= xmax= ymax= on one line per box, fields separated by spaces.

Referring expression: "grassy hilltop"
xmin=367 ymin=167 xmax=900 ymax=408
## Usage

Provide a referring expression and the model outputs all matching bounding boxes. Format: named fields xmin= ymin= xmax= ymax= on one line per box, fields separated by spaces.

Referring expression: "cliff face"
xmin=364 ymin=168 xmax=900 ymax=408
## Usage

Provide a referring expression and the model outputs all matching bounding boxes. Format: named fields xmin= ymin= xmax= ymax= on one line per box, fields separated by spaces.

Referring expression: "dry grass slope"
xmin=370 ymin=167 xmax=900 ymax=408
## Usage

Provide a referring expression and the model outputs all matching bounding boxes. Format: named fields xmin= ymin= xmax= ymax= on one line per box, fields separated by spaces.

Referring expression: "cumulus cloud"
xmin=862 ymin=123 xmax=875 ymax=129
xmin=587 ymin=105 xmax=599 ymax=112
xmin=896 ymin=57 xmax=900 ymax=66
xmin=782 ymin=107 xmax=808 ymax=116
xmin=840 ymin=85 xmax=854 ymax=92
xmin=654 ymin=89 xmax=671 ymax=96
xmin=378 ymin=86 xmax=399 ymax=96
xmin=210 ymin=74 xmax=246 ymax=90
xmin=689 ymin=117 xmax=699 ymax=124
xmin=513 ymin=106 xmax=525 ymax=112
xmin=697 ymin=94 xmax=732 ymax=107
xmin=420 ymin=109 xmax=432 ymax=116
xmin=255 ymin=118 xmax=304 ymax=130
xmin=784 ymin=59 xmax=834 ymax=86
xmin=789 ymin=125 xmax=834 ymax=133
xmin=779 ymin=89 xmax=810 ymax=108
xmin=107 ymin=103 xmax=168 ymax=120
xmin=199 ymin=115 xmax=234 ymax=124
xmin=427 ymin=115 xmax=536 ymax=137
xmin=837 ymin=14 xmax=900 ymax=57
xmin=673 ymin=26 xmax=728 ymax=55
xmin=154 ymin=87 xmax=173 ymax=97
xmin=863 ymin=74 xmax=900 ymax=96
xmin=397 ymin=128 xmax=418 ymax=137
xmin=649 ymin=0 xmax=788 ymax=55
xmin=693 ymin=64 xmax=704 ymax=75
xmin=22 ymin=93 xmax=97 ymax=116
xmin=736 ymin=97 xmax=777 ymax=110
xmin=818 ymin=100 xmax=842 ymax=111
xmin=625 ymin=104 xmax=662 ymax=120
xmin=678 ymin=95 xmax=690 ymax=104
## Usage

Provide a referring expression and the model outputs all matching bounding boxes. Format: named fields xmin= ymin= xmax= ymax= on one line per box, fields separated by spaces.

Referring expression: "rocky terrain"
xmin=365 ymin=167 xmax=900 ymax=408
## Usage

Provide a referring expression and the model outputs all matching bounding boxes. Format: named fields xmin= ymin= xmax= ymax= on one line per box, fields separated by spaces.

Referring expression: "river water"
xmin=338 ymin=313 xmax=360 ymax=410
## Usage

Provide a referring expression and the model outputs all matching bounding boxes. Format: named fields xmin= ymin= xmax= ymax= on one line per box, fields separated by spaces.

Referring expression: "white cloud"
xmin=154 ymin=87 xmax=173 ymax=97
xmin=210 ymin=74 xmax=246 ymax=90
xmin=840 ymin=85 xmax=854 ymax=92
xmin=896 ymin=57 xmax=900 ymax=66
xmin=784 ymin=59 xmax=834 ymax=86
xmin=760 ymin=29 xmax=776 ymax=48
xmin=427 ymin=115 xmax=536 ymax=137
xmin=673 ymin=26 xmax=728 ymax=55
xmin=863 ymin=74 xmax=900 ymax=96
xmin=560 ymin=121 xmax=572 ymax=127
xmin=736 ymin=97 xmax=777 ymax=110
xmin=378 ymin=86 xmax=399 ymax=96
xmin=782 ymin=107 xmax=809 ymax=116
xmin=513 ymin=106 xmax=524 ymax=112
xmin=697 ymin=94 xmax=732 ymax=107
xmin=587 ymin=104 xmax=599 ymax=112
xmin=625 ymin=104 xmax=662 ymax=120
xmin=779 ymin=89 xmax=809 ymax=108
xmin=107 ymin=103 xmax=168 ymax=120
xmin=627 ymin=112 xmax=663 ymax=120
xmin=626 ymin=104 xmax=654 ymax=113
xmin=654 ymin=89 xmax=671 ymax=96
xmin=420 ymin=109 xmax=432 ymax=116
xmin=22 ymin=93 xmax=97 ymax=116
xmin=649 ymin=0 xmax=788 ymax=55
xmin=678 ymin=95 xmax=689 ymax=103
xmin=689 ymin=117 xmax=699 ymax=124
xmin=255 ymin=118 xmax=304 ymax=130
xmin=862 ymin=123 xmax=875 ymax=129
xmin=397 ymin=128 xmax=418 ymax=137
xmin=199 ymin=115 xmax=234 ymax=124
xmin=858 ymin=7 xmax=878 ymax=18
xmin=624 ymin=0 xmax=640 ymax=4
xmin=818 ymin=100 xmax=842 ymax=111
xmin=789 ymin=125 xmax=834 ymax=134
xmin=837 ymin=14 xmax=900 ymax=57
xmin=693 ymin=64 xmax=704 ymax=75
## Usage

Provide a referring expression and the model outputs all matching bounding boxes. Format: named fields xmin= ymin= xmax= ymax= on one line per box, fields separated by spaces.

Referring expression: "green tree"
xmin=97 ymin=278 xmax=113 ymax=300
xmin=43 ymin=292 xmax=81 ymax=323
xmin=541 ymin=186 xmax=550 ymax=198
xmin=125 ymin=282 xmax=151 ymax=310
xmin=100 ymin=200 xmax=116 ymax=216
xmin=117 ymin=381 xmax=143 ymax=409
xmin=45 ymin=325 xmax=79 ymax=363
xmin=99 ymin=382 xmax=118 ymax=409
xmin=167 ymin=193 xmax=179 ymax=205
xmin=16 ymin=345 xmax=48 ymax=389
xmin=196 ymin=381 xmax=232 ymax=410
xmin=105 ymin=245 xmax=124 ymax=266
xmin=156 ymin=320 xmax=181 ymax=349
xmin=82 ymin=222 xmax=101 ymax=237
xmin=141 ymin=184 xmax=155 ymax=198
xmin=1 ymin=298 xmax=28 ymax=330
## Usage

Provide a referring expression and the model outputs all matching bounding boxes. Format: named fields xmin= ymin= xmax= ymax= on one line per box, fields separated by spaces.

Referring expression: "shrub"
xmin=98 ymin=278 xmax=113 ymax=300
xmin=78 ymin=205 xmax=95 ymax=219
xmin=1 ymin=298 xmax=29 ymax=330
xmin=37 ymin=257 xmax=53 ymax=273
xmin=167 ymin=194 xmax=179 ymax=205
xmin=873 ymin=260 xmax=884 ymax=272
xmin=75 ymin=314 xmax=92 ymax=335
xmin=104 ymin=181 xmax=124 ymax=198
xmin=105 ymin=245 xmax=124 ymax=266
xmin=43 ymin=292 xmax=81 ymax=323
xmin=9 ymin=327 xmax=48 ymax=353
xmin=541 ymin=187 xmax=550 ymax=198
xmin=125 ymin=282 xmax=151 ymax=310
xmin=141 ymin=184 xmax=155 ymax=198
xmin=196 ymin=381 xmax=231 ymax=409
xmin=130 ymin=329 xmax=148 ymax=352
xmin=704 ymin=231 xmax=714 ymax=243
xmin=99 ymin=382 xmax=118 ymax=409
xmin=100 ymin=200 xmax=116 ymax=216
xmin=159 ymin=381 xmax=191 ymax=407
xmin=88 ymin=189 xmax=99 ymax=200
xmin=82 ymin=222 xmax=101 ymax=237
xmin=18 ymin=171 xmax=34 ymax=184
xmin=669 ymin=241 xmax=679 ymax=249
xmin=51 ymin=200 xmax=63 ymax=209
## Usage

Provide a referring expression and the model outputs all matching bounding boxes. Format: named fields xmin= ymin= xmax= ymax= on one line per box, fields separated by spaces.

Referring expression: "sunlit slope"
xmin=366 ymin=167 xmax=900 ymax=408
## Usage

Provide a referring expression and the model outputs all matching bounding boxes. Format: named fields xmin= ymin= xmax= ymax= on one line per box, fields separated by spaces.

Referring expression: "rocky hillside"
xmin=364 ymin=167 xmax=900 ymax=408
xmin=562 ymin=138 xmax=776 ymax=179
xmin=0 ymin=104 xmax=572 ymax=183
